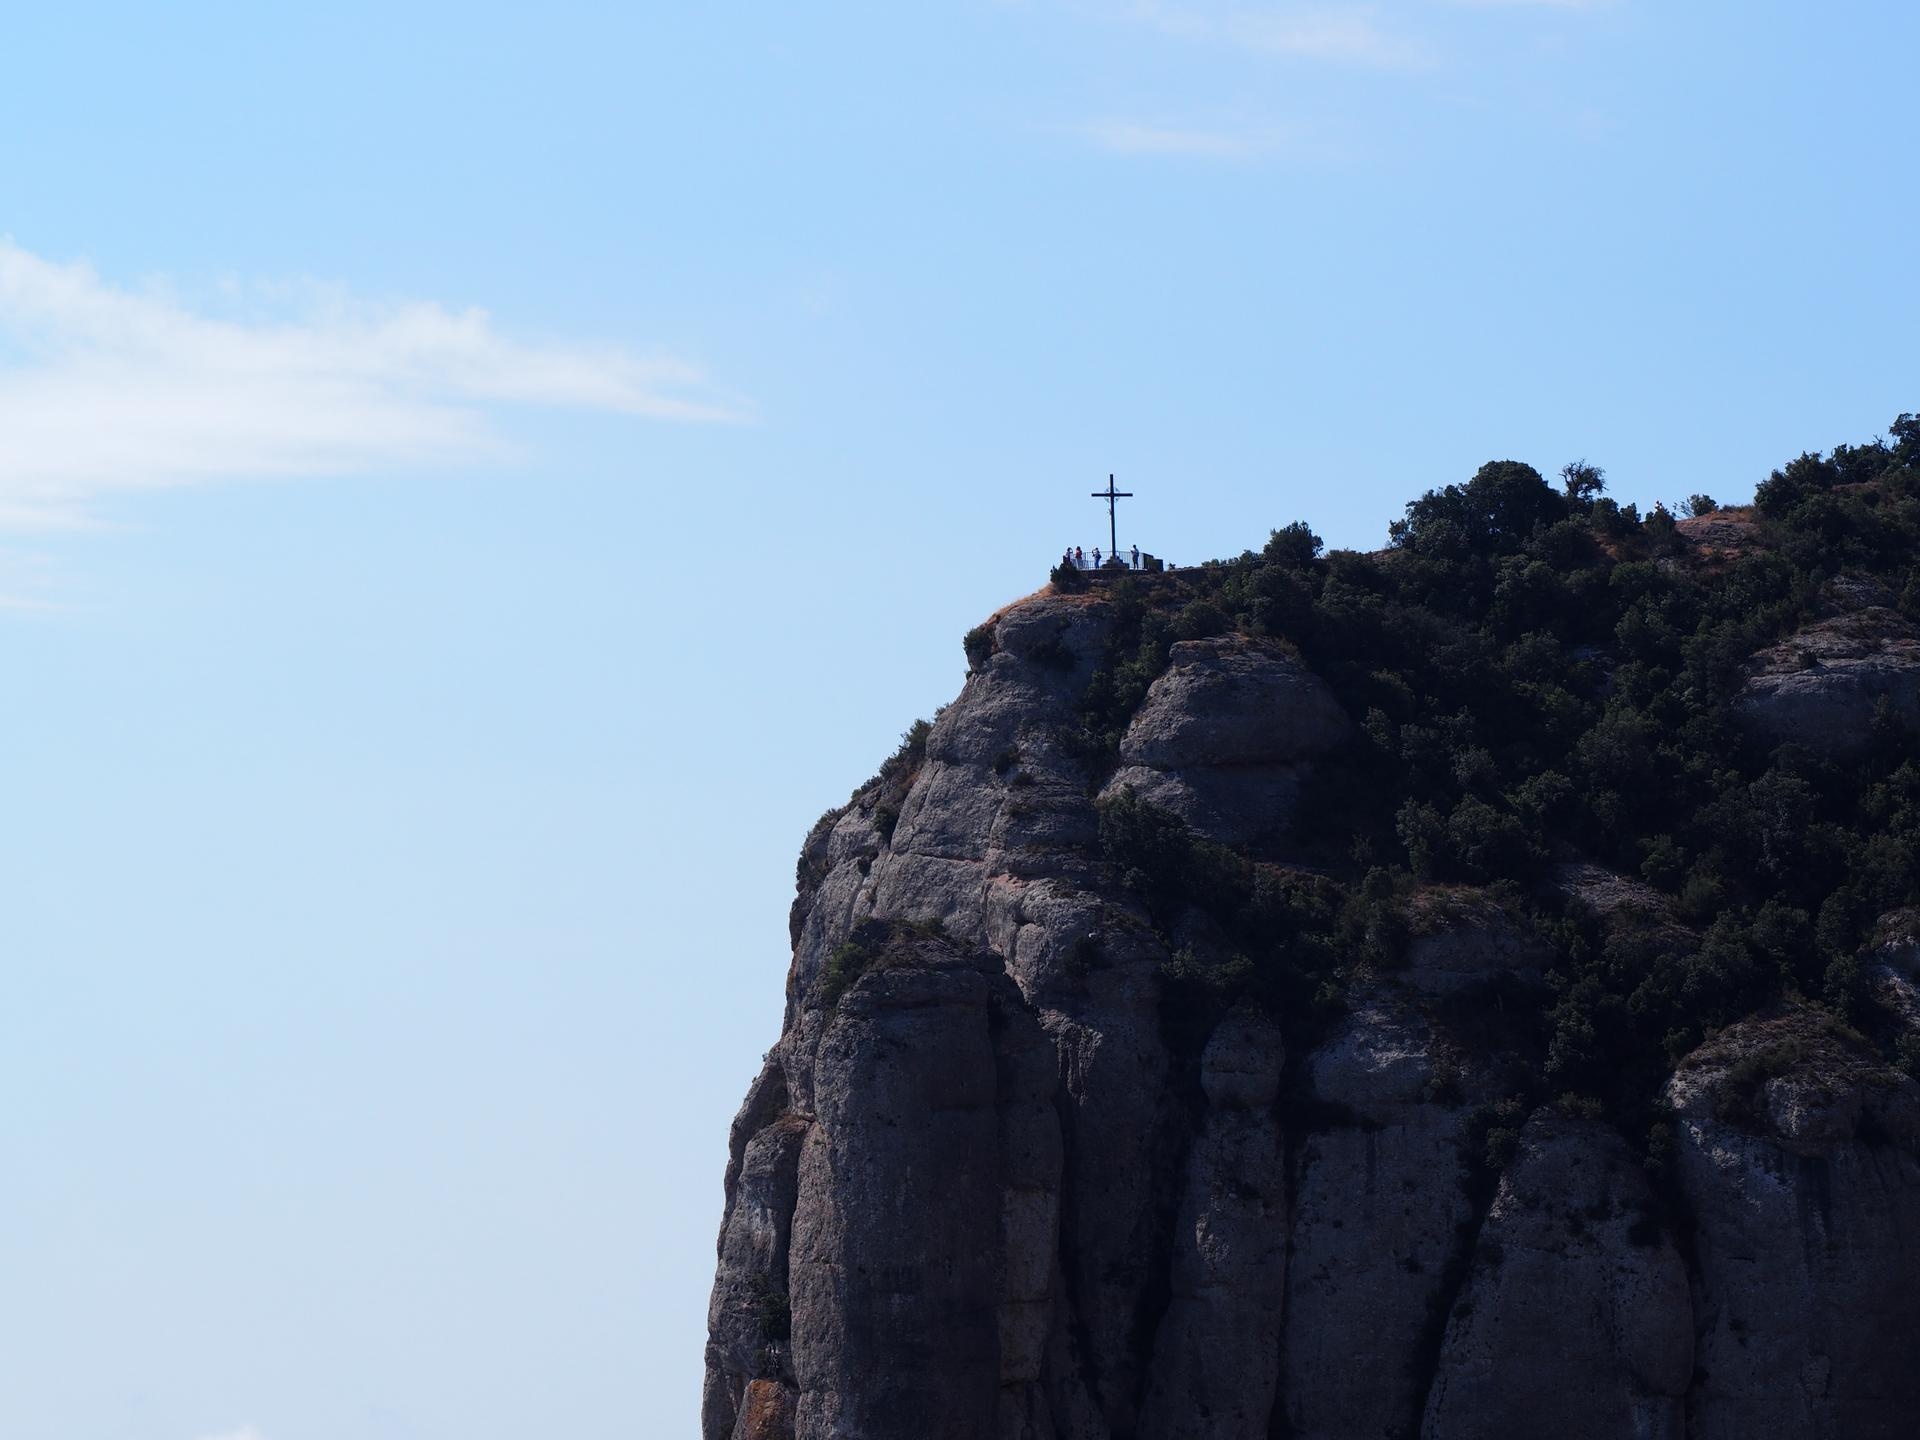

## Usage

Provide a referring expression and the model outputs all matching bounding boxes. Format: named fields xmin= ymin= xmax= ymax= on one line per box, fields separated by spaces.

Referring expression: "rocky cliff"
xmin=704 ymin=438 xmax=1920 ymax=1440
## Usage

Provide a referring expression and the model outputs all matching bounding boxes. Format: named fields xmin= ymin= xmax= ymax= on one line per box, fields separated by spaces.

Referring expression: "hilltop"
xmin=705 ymin=416 xmax=1920 ymax=1440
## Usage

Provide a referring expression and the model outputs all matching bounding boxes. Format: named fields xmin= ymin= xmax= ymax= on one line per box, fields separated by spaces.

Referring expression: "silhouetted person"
xmin=1130 ymin=544 xmax=1139 ymax=569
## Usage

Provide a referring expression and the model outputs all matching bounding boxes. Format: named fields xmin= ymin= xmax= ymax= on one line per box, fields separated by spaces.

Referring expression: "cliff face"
xmin=703 ymin=567 xmax=1920 ymax=1440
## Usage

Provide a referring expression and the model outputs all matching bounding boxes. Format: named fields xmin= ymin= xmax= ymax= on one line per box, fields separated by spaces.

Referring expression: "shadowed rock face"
xmin=703 ymin=588 xmax=1920 ymax=1440
xmin=1420 ymin=1112 xmax=1692 ymax=1440
xmin=1280 ymin=989 xmax=1487 ymax=1440
xmin=1665 ymin=1010 xmax=1920 ymax=1440
xmin=1138 ymin=1010 xmax=1286 ymax=1440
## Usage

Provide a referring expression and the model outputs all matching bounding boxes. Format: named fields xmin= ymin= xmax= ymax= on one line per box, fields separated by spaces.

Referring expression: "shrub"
xmin=817 ymin=939 xmax=875 ymax=1007
xmin=748 ymin=1273 xmax=791 ymax=1343
xmin=1264 ymin=521 xmax=1324 ymax=568
xmin=963 ymin=623 xmax=994 ymax=671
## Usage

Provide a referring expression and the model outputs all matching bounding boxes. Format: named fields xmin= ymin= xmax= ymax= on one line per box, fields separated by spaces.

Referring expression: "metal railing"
xmin=1058 ymin=550 xmax=1167 ymax=573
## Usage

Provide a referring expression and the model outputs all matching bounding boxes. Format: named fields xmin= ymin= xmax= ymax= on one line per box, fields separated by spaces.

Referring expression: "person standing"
xmin=1093 ymin=546 xmax=1102 ymax=568
xmin=1130 ymin=544 xmax=1139 ymax=569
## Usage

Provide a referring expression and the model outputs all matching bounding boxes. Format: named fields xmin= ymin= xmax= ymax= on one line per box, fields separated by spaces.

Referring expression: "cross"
xmin=1091 ymin=473 xmax=1132 ymax=560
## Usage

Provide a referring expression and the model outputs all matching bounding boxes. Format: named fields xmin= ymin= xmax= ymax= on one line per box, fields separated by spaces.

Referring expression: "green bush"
xmin=963 ymin=623 xmax=994 ymax=671
xmin=817 ymin=939 xmax=875 ymax=1008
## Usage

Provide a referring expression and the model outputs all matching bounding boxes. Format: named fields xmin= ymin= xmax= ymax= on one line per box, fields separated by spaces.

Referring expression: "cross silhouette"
xmin=1091 ymin=473 xmax=1132 ymax=561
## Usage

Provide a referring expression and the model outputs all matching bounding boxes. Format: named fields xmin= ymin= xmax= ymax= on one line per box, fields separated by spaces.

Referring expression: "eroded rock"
xmin=1667 ymin=1008 xmax=1920 ymax=1440
xmin=1140 ymin=1010 xmax=1287 ymax=1439
xmin=1281 ymin=989 xmax=1489 ymax=1440
xmin=1421 ymin=1111 xmax=1691 ymax=1440
xmin=1100 ymin=635 xmax=1348 ymax=848
xmin=709 ymin=582 xmax=1920 ymax=1440
xmin=1735 ymin=607 xmax=1920 ymax=758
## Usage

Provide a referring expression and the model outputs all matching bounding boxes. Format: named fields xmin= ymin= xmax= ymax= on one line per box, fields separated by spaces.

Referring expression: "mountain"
xmin=703 ymin=419 xmax=1920 ymax=1440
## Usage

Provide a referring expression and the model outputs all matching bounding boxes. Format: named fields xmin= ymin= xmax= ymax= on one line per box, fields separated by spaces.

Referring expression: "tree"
xmin=1264 ymin=521 xmax=1324 ymax=568
xmin=1393 ymin=461 xmax=1565 ymax=558
xmin=1561 ymin=459 xmax=1607 ymax=507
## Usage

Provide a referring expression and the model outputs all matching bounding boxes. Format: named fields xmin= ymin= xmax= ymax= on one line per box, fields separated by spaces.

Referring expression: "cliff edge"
xmin=704 ymin=427 xmax=1920 ymax=1440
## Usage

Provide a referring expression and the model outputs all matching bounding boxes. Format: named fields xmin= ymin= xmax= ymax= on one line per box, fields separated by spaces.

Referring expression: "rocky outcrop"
xmin=709 ymin=591 xmax=1189 ymax=1440
xmin=1138 ymin=1010 xmax=1287 ymax=1440
xmin=788 ymin=951 xmax=1043 ymax=1439
xmin=706 ymin=584 xmax=1920 ymax=1440
xmin=1735 ymin=606 xmax=1920 ymax=758
xmin=1866 ymin=908 xmax=1920 ymax=1028
xmin=1666 ymin=1008 xmax=1920 ymax=1440
xmin=1421 ymin=1111 xmax=1693 ymax=1440
xmin=1401 ymin=887 xmax=1549 ymax=996
xmin=1101 ymin=635 xmax=1348 ymax=850
xmin=1279 ymin=985 xmax=1497 ymax=1440
xmin=1677 ymin=508 xmax=1765 ymax=560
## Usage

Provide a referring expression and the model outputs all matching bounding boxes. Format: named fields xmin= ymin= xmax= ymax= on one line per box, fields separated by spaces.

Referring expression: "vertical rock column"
xmin=1668 ymin=1012 xmax=1920 ymax=1440
xmin=704 ymin=1062 xmax=809 ymax=1440
xmin=1419 ymin=1111 xmax=1692 ymax=1440
xmin=1281 ymin=992 xmax=1486 ymax=1440
xmin=1140 ymin=1010 xmax=1288 ymax=1440
xmin=789 ymin=964 xmax=1005 ymax=1439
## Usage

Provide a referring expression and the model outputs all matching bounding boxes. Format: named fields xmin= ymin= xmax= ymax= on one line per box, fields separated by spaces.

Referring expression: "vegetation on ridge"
xmin=1072 ymin=413 xmax=1920 ymax=1136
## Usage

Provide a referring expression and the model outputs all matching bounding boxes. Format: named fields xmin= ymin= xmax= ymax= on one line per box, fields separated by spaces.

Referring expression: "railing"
xmin=1058 ymin=551 xmax=1169 ymax=574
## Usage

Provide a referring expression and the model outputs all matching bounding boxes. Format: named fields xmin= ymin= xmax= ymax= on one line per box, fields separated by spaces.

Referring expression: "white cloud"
xmin=1086 ymin=1 xmax=1608 ymax=69
xmin=194 ymin=1428 xmax=263 ymax=1440
xmin=0 ymin=240 xmax=741 ymax=533
xmin=1106 ymin=2 xmax=1429 ymax=68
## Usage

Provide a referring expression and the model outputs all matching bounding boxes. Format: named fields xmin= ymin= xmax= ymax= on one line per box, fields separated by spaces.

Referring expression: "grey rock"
xmin=1666 ymin=1008 xmax=1920 ymax=1440
xmin=1100 ymin=763 xmax=1306 ymax=852
xmin=705 ymin=1059 xmax=809 ymax=1440
xmin=1100 ymin=636 xmax=1347 ymax=849
xmin=1118 ymin=636 xmax=1350 ymax=770
xmin=1281 ymin=990 xmax=1489 ymax=1440
xmin=1140 ymin=1011 xmax=1287 ymax=1439
xmin=784 ymin=948 xmax=1064 ymax=1440
xmin=1401 ymin=887 xmax=1550 ymax=995
xmin=1867 ymin=909 xmax=1920 ymax=1027
xmin=1734 ymin=607 xmax=1920 ymax=758
xmin=1421 ymin=1111 xmax=1692 ymax=1440
xmin=1547 ymin=861 xmax=1672 ymax=922
xmin=709 ymin=585 xmax=1920 ymax=1440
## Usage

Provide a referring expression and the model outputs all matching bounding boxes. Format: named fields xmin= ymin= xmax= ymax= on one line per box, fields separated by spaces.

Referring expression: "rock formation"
xmin=703 ymin=551 xmax=1920 ymax=1439
xmin=1736 ymin=604 xmax=1920 ymax=758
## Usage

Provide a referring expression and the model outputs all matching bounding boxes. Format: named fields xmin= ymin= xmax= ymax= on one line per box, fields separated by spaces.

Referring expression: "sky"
xmin=1 ymin=3 xmax=1915 ymax=1437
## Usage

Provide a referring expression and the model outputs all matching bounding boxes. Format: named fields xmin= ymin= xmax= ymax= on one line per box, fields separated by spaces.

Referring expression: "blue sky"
xmin=2 ymin=4 xmax=1915 ymax=1437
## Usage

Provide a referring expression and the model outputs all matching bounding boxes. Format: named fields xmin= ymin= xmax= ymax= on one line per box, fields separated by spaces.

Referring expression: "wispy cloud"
xmin=0 ymin=240 xmax=741 ymax=534
xmin=1068 ymin=1 xmax=1612 ymax=160
xmin=194 ymin=1428 xmax=264 ymax=1440
xmin=1107 ymin=2 xmax=1429 ymax=68
xmin=1081 ymin=0 xmax=1609 ymax=72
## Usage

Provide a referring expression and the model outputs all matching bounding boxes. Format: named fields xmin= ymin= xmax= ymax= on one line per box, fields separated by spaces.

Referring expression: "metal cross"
xmin=1091 ymin=473 xmax=1132 ymax=560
